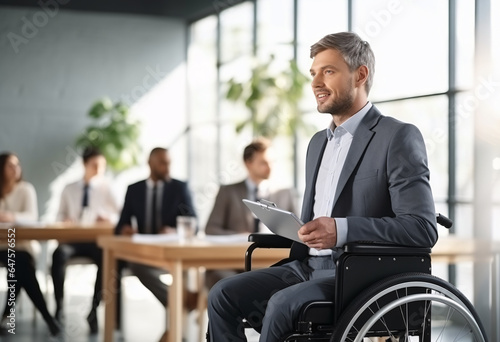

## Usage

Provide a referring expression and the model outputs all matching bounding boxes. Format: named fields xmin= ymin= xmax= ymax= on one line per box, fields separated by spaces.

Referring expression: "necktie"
xmin=82 ymin=184 xmax=89 ymax=208
xmin=254 ymin=186 xmax=260 ymax=233
xmin=151 ymin=183 xmax=158 ymax=234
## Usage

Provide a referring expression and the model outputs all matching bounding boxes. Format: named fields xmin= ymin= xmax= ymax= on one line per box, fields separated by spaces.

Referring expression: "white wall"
xmin=0 ymin=6 xmax=187 ymax=220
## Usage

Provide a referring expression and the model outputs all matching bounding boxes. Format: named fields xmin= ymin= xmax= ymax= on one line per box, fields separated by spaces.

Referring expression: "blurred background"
xmin=0 ymin=0 xmax=499 ymax=339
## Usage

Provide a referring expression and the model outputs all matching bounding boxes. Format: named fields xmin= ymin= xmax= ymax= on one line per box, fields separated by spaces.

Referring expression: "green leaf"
xmin=235 ymin=118 xmax=251 ymax=133
xmin=114 ymin=102 xmax=129 ymax=117
xmin=88 ymin=98 xmax=113 ymax=119
xmin=226 ymin=81 xmax=244 ymax=101
xmin=224 ymin=56 xmax=310 ymax=139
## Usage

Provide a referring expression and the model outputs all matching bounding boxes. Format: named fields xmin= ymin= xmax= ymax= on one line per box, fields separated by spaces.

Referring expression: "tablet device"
xmin=242 ymin=199 xmax=304 ymax=243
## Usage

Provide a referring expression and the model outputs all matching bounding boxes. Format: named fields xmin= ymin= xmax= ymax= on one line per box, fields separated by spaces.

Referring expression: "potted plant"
xmin=225 ymin=55 xmax=313 ymax=138
xmin=75 ymin=97 xmax=141 ymax=172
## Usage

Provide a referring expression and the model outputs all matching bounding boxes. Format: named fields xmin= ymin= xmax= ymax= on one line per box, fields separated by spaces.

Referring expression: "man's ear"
xmin=355 ymin=65 xmax=369 ymax=89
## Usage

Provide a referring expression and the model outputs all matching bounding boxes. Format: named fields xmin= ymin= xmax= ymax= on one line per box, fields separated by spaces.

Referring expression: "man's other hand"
xmin=298 ymin=217 xmax=337 ymax=250
xmin=120 ymin=225 xmax=136 ymax=236
xmin=159 ymin=226 xmax=176 ymax=235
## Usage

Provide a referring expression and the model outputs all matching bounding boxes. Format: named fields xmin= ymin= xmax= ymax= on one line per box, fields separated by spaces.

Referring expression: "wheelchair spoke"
xmin=403 ymin=288 xmax=409 ymax=340
xmin=420 ymin=299 xmax=432 ymax=339
xmin=394 ymin=288 xmax=411 ymax=342
xmin=369 ymin=300 xmax=398 ymax=341
xmin=454 ymin=323 xmax=474 ymax=341
xmin=434 ymin=304 xmax=454 ymax=341
xmin=434 ymin=306 xmax=475 ymax=342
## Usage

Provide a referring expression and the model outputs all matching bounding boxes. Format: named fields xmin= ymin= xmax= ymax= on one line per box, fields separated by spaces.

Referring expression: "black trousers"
xmin=1 ymin=250 xmax=58 ymax=331
xmin=207 ymin=256 xmax=336 ymax=342
xmin=51 ymin=242 xmax=102 ymax=313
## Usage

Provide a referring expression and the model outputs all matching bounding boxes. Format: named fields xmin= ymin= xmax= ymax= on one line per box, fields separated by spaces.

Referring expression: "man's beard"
xmin=317 ymin=89 xmax=355 ymax=115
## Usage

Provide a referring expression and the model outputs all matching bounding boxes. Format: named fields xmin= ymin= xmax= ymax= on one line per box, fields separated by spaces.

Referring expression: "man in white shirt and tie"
xmin=51 ymin=147 xmax=120 ymax=333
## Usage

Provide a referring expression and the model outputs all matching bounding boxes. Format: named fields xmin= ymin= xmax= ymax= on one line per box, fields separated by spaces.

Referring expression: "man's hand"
xmin=298 ymin=217 xmax=337 ymax=250
xmin=158 ymin=226 xmax=176 ymax=235
xmin=96 ymin=215 xmax=110 ymax=223
xmin=120 ymin=225 xmax=136 ymax=236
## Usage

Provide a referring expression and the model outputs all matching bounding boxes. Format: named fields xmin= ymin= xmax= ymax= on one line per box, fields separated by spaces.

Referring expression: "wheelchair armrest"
xmin=245 ymin=234 xmax=293 ymax=271
xmin=343 ymin=241 xmax=431 ymax=255
xmin=248 ymin=233 xmax=294 ymax=248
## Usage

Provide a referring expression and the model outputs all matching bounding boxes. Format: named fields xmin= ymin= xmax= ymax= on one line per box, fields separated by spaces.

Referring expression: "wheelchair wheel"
xmin=331 ymin=272 xmax=488 ymax=342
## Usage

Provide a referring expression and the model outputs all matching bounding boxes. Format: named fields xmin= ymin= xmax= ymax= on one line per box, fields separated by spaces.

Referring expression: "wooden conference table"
xmin=0 ymin=221 xmax=115 ymax=242
xmin=97 ymin=234 xmax=289 ymax=342
xmin=98 ymin=234 xmax=500 ymax=342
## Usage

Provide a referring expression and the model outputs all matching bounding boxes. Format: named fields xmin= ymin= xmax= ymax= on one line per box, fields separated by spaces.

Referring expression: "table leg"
xmin=493 ymin=254 xmax=500 ymax=341
xmin=102 ymin=247 xmax=116 ymax=342
xmin=168 ymin=261 xmax=183 ymax=342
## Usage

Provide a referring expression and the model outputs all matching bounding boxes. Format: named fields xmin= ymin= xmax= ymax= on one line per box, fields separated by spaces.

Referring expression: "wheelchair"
xmin=241 ymin=214 xmax=488 ymax=342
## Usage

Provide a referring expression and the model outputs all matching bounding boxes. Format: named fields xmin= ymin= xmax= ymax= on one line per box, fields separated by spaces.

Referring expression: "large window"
xmin=186 ymin=0 xmax=496 ymax=245
xmin=257 ymin=0 xmax=294 ymax=62
xmin=492 ymin=0 xmax=500 ymax=239
xmin=187 ymin=16 xmax=219 ymax=225
xmin=353 ymin=0 xmax=449 ymax=100
xmin=218 ymin=1 xmax=256 ymax=191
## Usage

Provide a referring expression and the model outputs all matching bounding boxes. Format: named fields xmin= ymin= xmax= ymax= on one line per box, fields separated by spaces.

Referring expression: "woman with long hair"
xmin=0 ymin=152 xmax=61 ymax=336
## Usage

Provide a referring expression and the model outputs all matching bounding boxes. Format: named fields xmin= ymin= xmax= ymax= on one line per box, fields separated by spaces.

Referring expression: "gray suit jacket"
xmin=291 ymin=105 xmax=438 ymax=260
xmin=205 ymin=180 xmax=297 ymax=235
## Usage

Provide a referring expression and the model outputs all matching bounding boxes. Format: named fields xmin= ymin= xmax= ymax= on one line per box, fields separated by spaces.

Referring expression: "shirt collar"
xmin=245 ymin=178 xmax=269 ymax=192
xmin=327 ymin=101 xmax=372 ymax=140
xmin=245 ymin=178 xmax=258 ymax=193
xmin=146 ymin=178 xmax=165 ymax=188
xmin=80 ymin=176 xmax=102 ymax=188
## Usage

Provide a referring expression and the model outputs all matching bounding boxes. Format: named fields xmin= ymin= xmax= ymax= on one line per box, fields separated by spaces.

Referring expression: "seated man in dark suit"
xmin=115 ymin=147 xmax=197 ymax=312
xmin=204 ymin=137 xmax=297 ymax=288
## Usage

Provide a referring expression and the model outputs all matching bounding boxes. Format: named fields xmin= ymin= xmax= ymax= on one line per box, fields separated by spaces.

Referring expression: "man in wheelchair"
xmin=207 ymin=32 xmax=439 ymax=342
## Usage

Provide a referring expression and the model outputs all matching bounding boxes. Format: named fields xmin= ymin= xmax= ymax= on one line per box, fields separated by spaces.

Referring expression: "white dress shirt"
xmin=0 ymin=180 xmax=38 ymax=222
xmin=309 ymin=102 xmax=372 ymax=256
xmin=57 ymin=177 xmax=120 ymax=224
xmin=245 ymin=178 xmax=273 ymax=202
xmin=0 ymin=180 xmax=38 ymax=252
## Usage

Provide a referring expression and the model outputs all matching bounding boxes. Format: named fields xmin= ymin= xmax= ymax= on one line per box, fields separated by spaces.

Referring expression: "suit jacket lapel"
xmin=236 ymin=181 xmax=248 ymax=200
xmin=331 ymin=107 xmax=381 ymax=211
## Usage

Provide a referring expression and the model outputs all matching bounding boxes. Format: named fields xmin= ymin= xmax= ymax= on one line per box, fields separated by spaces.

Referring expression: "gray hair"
xmin=310 ymin=32 xmax=375 ymax=95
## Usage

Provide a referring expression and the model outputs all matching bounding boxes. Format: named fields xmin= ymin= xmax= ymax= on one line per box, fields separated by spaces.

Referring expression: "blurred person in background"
xmin=204 ymin=137 xmax=297 ymax=288
xmin=115 ymin=147 xmax=198 ymax=334
xmin=0 ymin=152 xmax=61 ymax=336
xmin=51 ymin=146 xmax=120 ymax=334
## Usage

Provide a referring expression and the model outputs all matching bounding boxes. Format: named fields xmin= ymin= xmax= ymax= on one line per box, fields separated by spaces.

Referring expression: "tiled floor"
xmin=0 ymin=265 xmax=260 ymax=342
